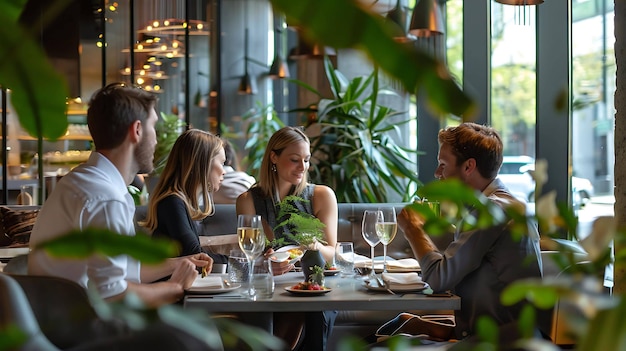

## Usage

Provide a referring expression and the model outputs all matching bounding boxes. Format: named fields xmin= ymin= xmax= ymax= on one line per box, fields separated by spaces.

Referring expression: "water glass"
xmin=19 ymin=184 xmax=38 ymax=205
xmin=228 ymin=249 xmax=249 ymax=283
xmin=252 ymin=258 xmax=274 ymax=299
xmin=335 ymin=242 xmax=355 ymax=277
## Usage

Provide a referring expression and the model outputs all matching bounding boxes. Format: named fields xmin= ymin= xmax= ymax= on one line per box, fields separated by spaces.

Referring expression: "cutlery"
xmin=374 ymin=275 xmax=398 ymax=296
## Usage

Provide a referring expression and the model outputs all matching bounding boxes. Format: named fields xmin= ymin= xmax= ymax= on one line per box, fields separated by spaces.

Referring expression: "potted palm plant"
xmin=301 ymin=56 xmax=422 ymax=203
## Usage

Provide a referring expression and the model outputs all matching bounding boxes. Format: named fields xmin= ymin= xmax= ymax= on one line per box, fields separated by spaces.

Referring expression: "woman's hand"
xmin=263 ymin=248 xmax=294 ymax=275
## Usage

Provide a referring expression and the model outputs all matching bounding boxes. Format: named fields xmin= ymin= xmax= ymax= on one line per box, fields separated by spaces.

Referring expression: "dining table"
xmin=183 ymin=271 xmax=460 ymax=336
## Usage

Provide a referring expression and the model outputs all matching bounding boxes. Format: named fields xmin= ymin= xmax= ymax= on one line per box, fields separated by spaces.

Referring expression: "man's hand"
xmin=398 ymin=207 xmax=438 ymax=259
xmin=169 ymin=258 xmax=198 ymax=290
xmin=170 ymin=253 xmax=213 ymax=290
xmin=398 ymin=207 xmax=426 ymax=237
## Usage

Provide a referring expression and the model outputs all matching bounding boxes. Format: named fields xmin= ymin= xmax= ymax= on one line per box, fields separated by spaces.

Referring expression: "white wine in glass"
xmin=237 ymin=214 xmax=265 ymax=299
xmin=375 ymin=207 xmax=397 ymax=273
xmin=361 ymin=210 xmax=381 ymax=277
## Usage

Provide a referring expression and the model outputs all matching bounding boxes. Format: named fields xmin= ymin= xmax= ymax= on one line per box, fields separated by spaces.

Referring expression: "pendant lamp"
xmin=495 ymin=0 xmax=543 ymax=5
xmin=238 ymin=29 xmax=257 ymax=95
xmin=409 ymin=0 xmax=445 ymax=38
xmin=387 ymin=0 xmax=414 ymax=43
xmin=268 ymin=15 xmax=290 ymax=79
xmin=494 ymin=0 xmax=543 ymax=26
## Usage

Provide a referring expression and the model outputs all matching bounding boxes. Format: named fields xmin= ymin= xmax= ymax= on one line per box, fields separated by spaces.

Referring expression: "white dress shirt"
xmin=29 ymin=152 xmax=140 ymax=299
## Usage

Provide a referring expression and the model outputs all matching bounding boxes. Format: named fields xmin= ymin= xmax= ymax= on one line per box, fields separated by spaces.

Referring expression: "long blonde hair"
xmin=142 ymin=129 xmax=224 ymax=232
xmin=256 ymin=126 xmax=310 ymax=200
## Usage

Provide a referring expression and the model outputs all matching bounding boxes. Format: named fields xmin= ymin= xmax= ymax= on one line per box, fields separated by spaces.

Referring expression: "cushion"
xmin=0 ymin=207 xmax=39 ymax=247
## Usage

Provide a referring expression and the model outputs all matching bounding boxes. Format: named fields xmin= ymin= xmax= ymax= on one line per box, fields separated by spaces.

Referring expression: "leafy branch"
xmin=272 ymin=195 xmax=326 ymax=249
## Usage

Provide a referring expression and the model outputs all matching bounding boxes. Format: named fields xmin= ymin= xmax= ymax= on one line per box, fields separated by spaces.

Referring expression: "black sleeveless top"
xmin=249 ymin=184 xmax=315 ymax=244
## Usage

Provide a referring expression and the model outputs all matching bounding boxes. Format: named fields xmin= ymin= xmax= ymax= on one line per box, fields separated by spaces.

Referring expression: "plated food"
xmin=271 ymin=246 xmax=305 ymax=264
xmin=285 ymin=281 xmax=332 ymax=295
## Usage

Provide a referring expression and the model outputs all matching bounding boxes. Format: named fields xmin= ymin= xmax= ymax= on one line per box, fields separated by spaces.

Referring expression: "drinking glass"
xmin=376 ymin=207 xmax=397 ymax=273
xmin=227 ymin=249 xmax=249 ymax=283
xmin=237 ymin=214 xmax=265 ymax=299
xmin=334 ymin=242 xmax=355 ymax=277
xmin=361 ymin=210 xmax=381 ymax=278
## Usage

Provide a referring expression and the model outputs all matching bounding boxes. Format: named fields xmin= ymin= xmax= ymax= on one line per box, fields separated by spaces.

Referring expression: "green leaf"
xmin=5 ymin=0 xmax=28 ymax=23
xmin=36 ymin=228 xmax=179 ymax=264
xmin=518 ymin=304 xmax=537 ymax=339
xmin=0 ymin=324 xmax=28 ymax=350
xmin=272 ymin=0 xmax=476 ymax=117
xmin=0 ymin=10 xmax=69 ymax=141
xmin=578 ymin=298 xmax=626 ymax=351
xmin=475 ymin=316 xmax=499 ymax=345
xmin=501 ymin=279 xmax=560 ymax=309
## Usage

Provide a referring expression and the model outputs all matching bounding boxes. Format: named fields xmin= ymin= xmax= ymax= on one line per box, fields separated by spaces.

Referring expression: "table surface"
xmin=183 ymin=272 xmax=460 ymax=313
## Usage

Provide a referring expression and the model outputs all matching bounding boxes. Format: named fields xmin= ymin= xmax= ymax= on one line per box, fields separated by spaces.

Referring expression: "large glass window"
xmin=491 ymin=3 xmax=537 ymax=160
xmin=572 ymin=0 xmax=615 ymax=238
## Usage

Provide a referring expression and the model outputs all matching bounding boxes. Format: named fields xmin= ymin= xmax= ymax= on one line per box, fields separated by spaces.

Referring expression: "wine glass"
xmin=361 ymin=210 xmax=381 ymax=278
xmin=237 ymin=214 xmax=265 ymax=299
xmin=376 ymin=207 xmax=397 ymax=274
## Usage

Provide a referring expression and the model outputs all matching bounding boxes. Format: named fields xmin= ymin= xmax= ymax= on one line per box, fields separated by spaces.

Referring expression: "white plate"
xmin=186 ymin=276 xmax=241 ymax=294
xmin=324 ymin=269 xmax=340 ymax=276
xmin=284 ymin=287 xmax=332 ymax=296
xmin=0 ymin=247 xmax=29 ymax=260
xmin=363 ymin=280 xmax=429 ymax=293
xmin=274 ymin=246 xmax=304 ymax=265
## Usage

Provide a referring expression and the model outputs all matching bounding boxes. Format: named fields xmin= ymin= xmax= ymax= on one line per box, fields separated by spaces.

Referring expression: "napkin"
xmin=386 ymin=258 xmax=420 ymax=270
xmin=381 ymin=272 xmax=424 ymax=290
xmin=191 ymin=275 xmax=224 ymax=289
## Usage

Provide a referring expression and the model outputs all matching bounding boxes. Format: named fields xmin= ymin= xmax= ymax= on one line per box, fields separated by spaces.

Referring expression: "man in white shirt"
xmin=29 ymin=83 xmax=212 ymax=307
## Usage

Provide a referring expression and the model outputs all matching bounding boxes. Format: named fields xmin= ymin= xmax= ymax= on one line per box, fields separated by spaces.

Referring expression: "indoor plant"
xmin=302 ymin=56 xmax=422 ymax=203
xmin=271 ymin=195 xmax=327 ymax=281
xmin=240 ymin=102 xmax=284 ymax=179
xmin=144 ymin=112 xmax=186 ymax=193
xmin=152 ymin=112 xmax=186 ymax=176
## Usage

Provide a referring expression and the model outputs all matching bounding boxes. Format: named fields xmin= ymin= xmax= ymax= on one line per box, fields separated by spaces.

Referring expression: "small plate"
xmin=363 ymin=280 xmax=428 ymax=293
xmin=284 ymin=287 xmax=332 ymax=296
xmin=186 ymin=276 xmax=242 ymax=294
xmin=324 ymin=269 xmax=340 ymax=276
xmin=269 ymin=252 xmax=291 ymax=263
xmin=275 ymin=246 xmax=304 ymax=265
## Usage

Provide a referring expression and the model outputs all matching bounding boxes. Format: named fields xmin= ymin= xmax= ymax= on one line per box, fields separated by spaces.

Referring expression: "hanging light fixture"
xmin=495 ymin=0 xmax=543 ymax=5
xmin=268 ymin=15 xmax=290 ymax=79
xmin=495 ymin=0 xmax=543 ymax=26
xmin=238 ymin=28 xmax=257 ymax=95
xmin=409 ymin=0 xmax=445 ymax=38
xmin=386 ymin=0 xmax=414 ymax=43
xmin=268 ymin=55 xmax=289 ymax=79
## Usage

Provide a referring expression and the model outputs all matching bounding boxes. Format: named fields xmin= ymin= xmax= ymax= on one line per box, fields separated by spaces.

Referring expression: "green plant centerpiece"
xmin=270 ymin=195 xmax=327 ymax=281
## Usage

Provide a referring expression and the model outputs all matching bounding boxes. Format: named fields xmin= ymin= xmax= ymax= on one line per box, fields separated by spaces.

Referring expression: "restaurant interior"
xmin=0 ymin=0 xmax=620 ymax=349
xmin=0 ymin=0 xmax=615 ymax=213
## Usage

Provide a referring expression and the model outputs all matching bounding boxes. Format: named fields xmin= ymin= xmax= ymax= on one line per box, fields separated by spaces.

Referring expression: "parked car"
xmin=498 ymin=156 xmax=594 ymax=208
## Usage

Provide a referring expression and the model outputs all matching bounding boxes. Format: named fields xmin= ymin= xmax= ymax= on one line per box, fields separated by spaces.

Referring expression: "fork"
xmin=374 ymin=275 xmax=397 ymax=295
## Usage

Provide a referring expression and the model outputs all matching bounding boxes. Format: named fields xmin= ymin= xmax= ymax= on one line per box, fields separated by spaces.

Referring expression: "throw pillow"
xmin=0 ymin=207 xmax=39 ymax=247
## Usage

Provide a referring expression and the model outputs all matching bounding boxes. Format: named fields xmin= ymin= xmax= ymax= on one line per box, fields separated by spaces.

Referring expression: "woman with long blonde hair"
xmin=142 ymin=129 xmax=227 ymax=262
xmin=236 ymin=126 xmax=338 ymax=351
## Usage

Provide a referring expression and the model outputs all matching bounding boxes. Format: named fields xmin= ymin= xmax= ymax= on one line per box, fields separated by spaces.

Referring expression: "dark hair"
xmin=223 ymin=139 xmax=239 ymax=170
xmin=87 ymin=83 xmax=158 ymax=150
xmin=438 ymin=122 xmax=503 ymax=179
